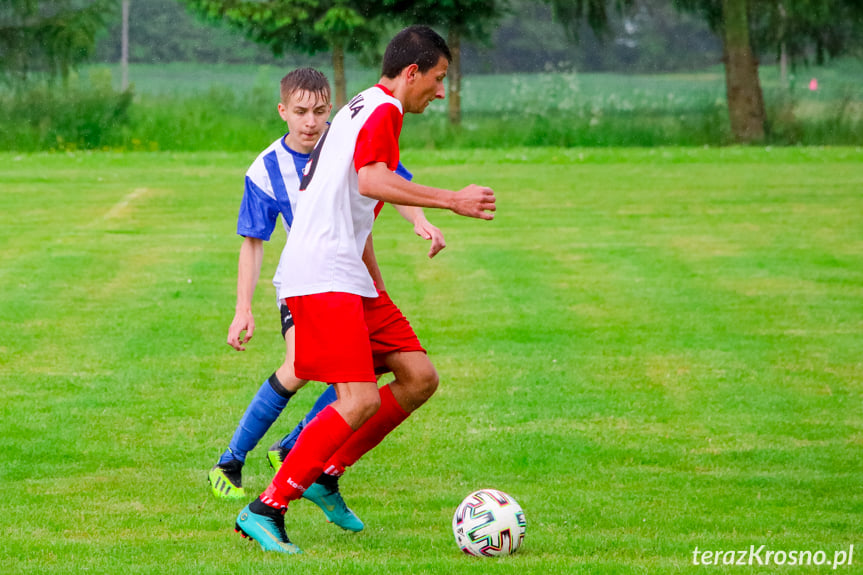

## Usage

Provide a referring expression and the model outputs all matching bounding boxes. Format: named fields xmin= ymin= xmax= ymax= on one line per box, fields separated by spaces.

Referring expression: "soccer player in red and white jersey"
xmin=234 ymin=26 xmax=496 ymax=553
xmin=209 ymin=68 xmax=447 ymax=531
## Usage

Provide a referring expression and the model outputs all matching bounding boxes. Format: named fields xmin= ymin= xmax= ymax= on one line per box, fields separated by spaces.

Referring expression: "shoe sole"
xmin=235 ymin=522 xmax=302 ymax=554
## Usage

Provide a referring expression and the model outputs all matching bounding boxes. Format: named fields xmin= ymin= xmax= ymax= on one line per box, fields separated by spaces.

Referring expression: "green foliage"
xmin=748 ymin=0 xmax=863 ymax=65
xmin=179 ymin=0 xmax=384 ymax=58
xmin=1 ymin=148 xmax=862 ymax=573
xmin=385 ymin=0 xmax=507 ymax=41
xmin=88 ymin=0 xmax=724 ymax=74
xmin=545 ymin=0 xmax=636 ymax=40
xmin=673 ymin=0 xmax=863 ymax=65
xmin=93 ymin=0 xmax=279 ymax=64
xmin=0 ymin=0 xmax=116 ymax=79
xmin=0 ymin=69 xmax=132 ymax=151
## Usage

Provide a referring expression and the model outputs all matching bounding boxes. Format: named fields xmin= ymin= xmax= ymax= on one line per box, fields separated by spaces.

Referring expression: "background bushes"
xmin=1 ymin=60 xmax=861 ymax=152
xmin=0 ymin=70 xmax=133 ymax=151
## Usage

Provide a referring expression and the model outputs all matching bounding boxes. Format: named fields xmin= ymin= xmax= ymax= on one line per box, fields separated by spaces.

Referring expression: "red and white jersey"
xmin=275 ymin=85 xmax=403 ymax=299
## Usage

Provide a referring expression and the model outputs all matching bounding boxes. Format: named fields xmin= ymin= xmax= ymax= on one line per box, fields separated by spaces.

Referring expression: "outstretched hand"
xmin=452 ymin=185 xmax=496 ymax=220
xmin=413 ymin=217 xmax=446 ymax=258
xmin=227 ymin=310 xmax=255 ymax=351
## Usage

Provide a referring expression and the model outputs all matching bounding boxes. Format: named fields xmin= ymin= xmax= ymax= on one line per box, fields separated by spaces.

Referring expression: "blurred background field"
xmin=1 ymin=57 xmax=861 ymax=152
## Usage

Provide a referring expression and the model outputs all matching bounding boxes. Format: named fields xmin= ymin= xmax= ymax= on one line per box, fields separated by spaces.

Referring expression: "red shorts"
xmin=286 ymin=290 xmax=425 ymax=384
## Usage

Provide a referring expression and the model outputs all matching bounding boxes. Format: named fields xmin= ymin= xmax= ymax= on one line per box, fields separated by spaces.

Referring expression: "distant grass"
xmin=2 ymin=60 xmax=862 ymax=151
xmin=1 ymin=148 xmax=861 ymax=574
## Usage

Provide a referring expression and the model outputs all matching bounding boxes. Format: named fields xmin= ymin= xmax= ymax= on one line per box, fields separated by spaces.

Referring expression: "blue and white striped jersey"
xmin=237 ymin=135 xmax=309 ymax=241
xmin=236 ymin=133 xmax=413 ymax=241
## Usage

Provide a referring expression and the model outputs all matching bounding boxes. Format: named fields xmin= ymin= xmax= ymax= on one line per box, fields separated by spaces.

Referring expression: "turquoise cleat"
xmin=235 ymin=503 xmax=302 ymax=554
xmin=302 ymin=481 xmax=365 ymax=532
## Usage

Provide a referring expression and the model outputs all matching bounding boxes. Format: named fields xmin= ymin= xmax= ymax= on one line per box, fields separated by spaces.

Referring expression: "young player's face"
xmin=279 ymin=90 xmax=332 ymax=154
xmin=405 ymin=56 xmax=448 ymax=114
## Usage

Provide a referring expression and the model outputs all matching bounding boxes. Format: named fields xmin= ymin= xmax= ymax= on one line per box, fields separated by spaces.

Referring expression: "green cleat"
xmin=208 ymin=459 xmax=245 ymax=500
xmin=302 ymin=480 xmax=365 ymax=532
xmin=267 ymin=441 xmax=289 ymax=473
xmin=235 ymin=503 xmax=302 ymax=554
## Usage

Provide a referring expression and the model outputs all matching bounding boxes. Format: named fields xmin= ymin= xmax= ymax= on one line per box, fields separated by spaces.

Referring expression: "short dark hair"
xmin=280 ymin=67 xmax=330 ymax=105
xmin=381 ymin=25 xmax=452 ymax=79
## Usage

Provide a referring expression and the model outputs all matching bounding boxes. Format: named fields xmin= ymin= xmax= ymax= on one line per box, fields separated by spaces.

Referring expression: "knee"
xmin=274 ymin=363 xmax=305 ymax=393
xmin=358 ymin=391 xmax=382 ymax=421
xmin=409 ymin=363 xmax=439 ymax=404
xmin=346 ymin=387 xmax=381 ymax=425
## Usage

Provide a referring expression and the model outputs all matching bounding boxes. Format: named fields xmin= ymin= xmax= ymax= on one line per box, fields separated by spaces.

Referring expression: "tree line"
xmin=2 ymin=0 xmax=861 ymax=143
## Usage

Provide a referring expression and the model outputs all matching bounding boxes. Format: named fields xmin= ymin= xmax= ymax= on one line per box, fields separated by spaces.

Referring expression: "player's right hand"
xmin=227 ymin=310 xmax=255 ymax=351
xmin=452 ymin=185 xmax=496 ymax=220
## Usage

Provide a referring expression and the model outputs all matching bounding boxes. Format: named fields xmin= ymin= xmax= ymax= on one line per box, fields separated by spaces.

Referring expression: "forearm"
xmin=393 ymin=203 xmax=427 ymax=225
xmin=359 ymin=163 xmax=454 ymax=210
xmin=236 ymin=236 xmax=264 ymax=311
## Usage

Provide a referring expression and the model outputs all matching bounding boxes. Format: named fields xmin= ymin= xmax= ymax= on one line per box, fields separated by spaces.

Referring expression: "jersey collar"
xmin=375 ymin=84 xmax=395 ymax=97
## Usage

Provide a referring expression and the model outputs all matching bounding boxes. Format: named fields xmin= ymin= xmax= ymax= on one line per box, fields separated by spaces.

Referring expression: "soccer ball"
xmin=452 ymin=489 xmax=526 ymax=557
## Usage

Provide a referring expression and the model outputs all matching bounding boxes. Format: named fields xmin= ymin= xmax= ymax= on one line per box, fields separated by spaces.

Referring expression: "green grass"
xmin=3 ymin=60 xmax=862 ymax=151
xmin=1 ymin=148 xmax=862 ymax=573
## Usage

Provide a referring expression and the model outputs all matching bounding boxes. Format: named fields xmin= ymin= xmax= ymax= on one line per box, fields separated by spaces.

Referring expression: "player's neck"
xmin=283 ymin=134 xmax=313 ymax=155
xmin=377 ymin=77 xmax=405 ymax=106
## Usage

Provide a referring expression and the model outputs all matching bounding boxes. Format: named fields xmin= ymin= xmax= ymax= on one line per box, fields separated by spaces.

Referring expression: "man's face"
xmin=279 ymin=89 xmax=332 ymax=154
xmin=405 ymin=56 xmax=449 ymax=114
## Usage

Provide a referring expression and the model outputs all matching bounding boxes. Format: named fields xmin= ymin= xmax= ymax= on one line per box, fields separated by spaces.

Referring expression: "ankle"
xmin=250 ymin=497 xmax=284 ymax=516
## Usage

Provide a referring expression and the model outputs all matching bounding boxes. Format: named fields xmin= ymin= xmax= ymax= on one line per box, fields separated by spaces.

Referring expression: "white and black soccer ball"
xmin=452 ymin=489 xmax=526 ymax=557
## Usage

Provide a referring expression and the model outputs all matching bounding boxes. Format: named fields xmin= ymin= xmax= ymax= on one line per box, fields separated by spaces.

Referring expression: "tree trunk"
xmin=121 ymin=0 xmax=129 ymax=91
xmin=332 ymin=42 xmax=347 ymax=109
xmin=447 ymin=27 xmax=461 ymax=126
xmin=778 ymin=2 xmax=788 ymax=89
xmin=779 ymin=42 xmax=788 ymax=88
xmin=721 ymin=0 xmax=765 ymax=143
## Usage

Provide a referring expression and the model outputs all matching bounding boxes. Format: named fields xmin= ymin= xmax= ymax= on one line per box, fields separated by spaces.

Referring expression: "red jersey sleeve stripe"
xmin=354 ymin=103 xmax=403 ymax=173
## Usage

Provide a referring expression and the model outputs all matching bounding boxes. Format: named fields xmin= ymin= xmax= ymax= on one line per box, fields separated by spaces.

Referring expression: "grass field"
xmin=1 ymin=147 xmax=862 ymax=574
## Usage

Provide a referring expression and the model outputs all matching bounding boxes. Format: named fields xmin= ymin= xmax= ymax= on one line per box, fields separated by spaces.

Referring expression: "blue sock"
xmin=219 ymin=374 xmax=294 ymax=465
xmin=279 ymin=385 xmax=337 ymax=451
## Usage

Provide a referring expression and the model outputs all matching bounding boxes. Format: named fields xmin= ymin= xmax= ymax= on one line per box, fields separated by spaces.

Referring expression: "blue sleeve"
xmin=237 ymin=176 xmax=280 ymax=240
xmin=395 ymin=161 xmax=413 ymax=182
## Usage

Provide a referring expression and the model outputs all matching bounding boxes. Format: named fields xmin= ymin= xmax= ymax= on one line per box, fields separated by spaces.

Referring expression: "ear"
xmin=404 ymin=63 xmax=420 ymax=83
xmin=277 ymin=102 xmax=289 ymax=122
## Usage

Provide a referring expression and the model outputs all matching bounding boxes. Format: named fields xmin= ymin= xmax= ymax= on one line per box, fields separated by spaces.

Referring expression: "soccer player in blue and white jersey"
xmin=209 ymin=68 xmax=445 ymax=532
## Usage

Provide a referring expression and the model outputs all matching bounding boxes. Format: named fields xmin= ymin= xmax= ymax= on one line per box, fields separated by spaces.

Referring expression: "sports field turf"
xmin=1 ymin=147 xmax=861 ymax=573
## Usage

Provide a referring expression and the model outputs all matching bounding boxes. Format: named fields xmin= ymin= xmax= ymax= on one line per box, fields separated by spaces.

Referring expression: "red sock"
xmin=323 ymin=384 xmax=409 ymax=477
xmin=261 ymin=405 xmax=353 ymax=508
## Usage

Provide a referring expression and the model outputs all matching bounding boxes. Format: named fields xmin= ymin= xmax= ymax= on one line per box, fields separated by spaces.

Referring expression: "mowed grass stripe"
xmin=1 ymin=149 xmax=861 ymax=574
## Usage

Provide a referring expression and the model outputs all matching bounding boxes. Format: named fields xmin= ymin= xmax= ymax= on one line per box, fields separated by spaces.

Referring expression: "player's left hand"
xmin=413 ymin=217 xmax=446 ymax=258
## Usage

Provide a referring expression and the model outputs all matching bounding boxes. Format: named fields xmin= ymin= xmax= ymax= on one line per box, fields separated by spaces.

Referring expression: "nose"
xmin=436 ymin=82 xmax=446 ymax=99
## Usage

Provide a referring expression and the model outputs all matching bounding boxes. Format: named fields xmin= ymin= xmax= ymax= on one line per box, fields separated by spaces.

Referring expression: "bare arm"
xmin=392 ymin=204 xmax=446 ymax=258
xmin=227 ymin=236 xmax=264 ymax=351
xmin=358 ymin=162 xmax=495 ymax=220
xmin=361 ymin=232 xmax=386 ymax=292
